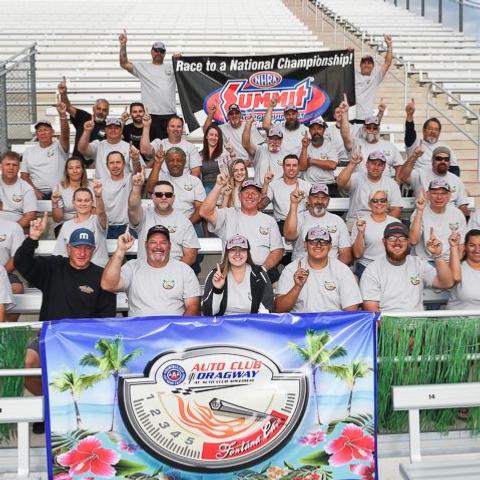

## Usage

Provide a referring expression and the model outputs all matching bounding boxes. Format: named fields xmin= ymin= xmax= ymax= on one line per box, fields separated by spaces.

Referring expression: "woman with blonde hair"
xmin=221 ymin=158 xmax=248 ymax=209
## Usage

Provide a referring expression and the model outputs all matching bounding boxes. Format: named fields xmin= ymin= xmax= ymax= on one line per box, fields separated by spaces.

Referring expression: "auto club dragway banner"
xmin=40 ymin=312 xmax=377 ymax=480
xmin=173 ymin=50 xmax=355 ymax=132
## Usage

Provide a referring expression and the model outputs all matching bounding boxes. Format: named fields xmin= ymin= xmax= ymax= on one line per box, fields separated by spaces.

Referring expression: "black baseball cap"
xmin=146 ymin=225 xmax=170 ymax=241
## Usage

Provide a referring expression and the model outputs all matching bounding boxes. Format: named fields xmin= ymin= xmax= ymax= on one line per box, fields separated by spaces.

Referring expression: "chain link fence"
xmin=0 ymin=44 xmax=37 ymax=153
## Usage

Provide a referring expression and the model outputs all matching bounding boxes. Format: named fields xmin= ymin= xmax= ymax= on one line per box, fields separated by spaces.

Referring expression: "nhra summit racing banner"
xmin=173 ymin=50 xmax=355 ymax=132
xmin=41 ymin=312 xmax=377 ymax=480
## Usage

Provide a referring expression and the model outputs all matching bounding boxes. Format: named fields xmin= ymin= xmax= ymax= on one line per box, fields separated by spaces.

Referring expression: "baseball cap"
xmin=227 ymin=104 xmax=241 ymax=113
xmin=34 ymin=119 xmax=53 ymax=130
xmin=367 ymin=151 xmax=387 ymax=162
xmin=305 ymin=226 xmax=332 ymax=243
xmin=105 ymin=117 xmax=122 ymax=127
xmin=364 ymin=115 xmax=380 ymax=126
xmin=152 ymin=41 xmax=166 ymax=51
xmin=428 ymin=178 xmax=451 ymax=191
xmin=267 ymin=126 xmax=283 ymax=138
xmin=383 ymin=222 xmax=409 ymax=239
xmin=226 ymin=234 xmax=249 ymax=250
xmin=309 ymin=115 xmax=328 ymax=128
xmin=284 ymin=104 xmax=299 ymax=113
xmin=361 ymin=54 xmax=375 ymax=63
xmin=146 ymin=225 xmax=170 ymax=241
xmin=309 ymin=183 xmax=329 ymax=196
xmin=240 ymin=179 xmax=262 ymax=192
xmin=69 ymin=228 xmax=95 ymax=248
xmin=432 ymin=146 xmax=451 ymax=159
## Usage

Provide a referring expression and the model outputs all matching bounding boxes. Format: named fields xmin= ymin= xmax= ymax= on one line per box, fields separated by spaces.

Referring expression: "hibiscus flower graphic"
xmin=350 ymin=461 xmax=375 ymax=479
xmin=57 ymin=436 xmax=119 ymax=477
xmin=324 ymin=424 xmax=374 ymax=466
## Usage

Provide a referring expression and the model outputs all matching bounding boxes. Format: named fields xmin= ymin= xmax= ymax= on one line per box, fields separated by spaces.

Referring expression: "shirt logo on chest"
xmin=327 ymin=225 xmax=337 ymax=234
xmin=324 ymin=281 xmax=336 ymax=291
xmin=410 ymin=275 xmax=421 ymax=286
xmin=12 ymin=194 xmax=23 ymax=203
xmin=259 ymin=227 xmax=270 ymax=235
xmin=163 ymin=279 xmax=175 ymax=290
xmin=184 ymin=184 xmax=193 ymax=191
xmin=0 ymin=235 xmax=6 ymax=242
xmin=79 ymin=285 xmax=94 ymax=294
xmin=167 ymin=225 xmax=177 ymax=233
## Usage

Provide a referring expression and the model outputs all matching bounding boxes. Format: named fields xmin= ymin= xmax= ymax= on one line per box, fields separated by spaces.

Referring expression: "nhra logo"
xmin=162 ymin=363 xmax=186 ymax=386
xmin=204 ymin=72 xmax=330 ymax=124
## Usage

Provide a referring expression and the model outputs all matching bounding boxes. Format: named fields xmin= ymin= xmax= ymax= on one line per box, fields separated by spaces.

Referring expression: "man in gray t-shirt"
xmin=119 ymin=31 xmax=177 ymax=140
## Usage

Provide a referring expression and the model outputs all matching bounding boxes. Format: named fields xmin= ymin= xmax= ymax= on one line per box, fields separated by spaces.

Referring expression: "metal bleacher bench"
xmin=392 ymin=383 xmax=480 ymax=479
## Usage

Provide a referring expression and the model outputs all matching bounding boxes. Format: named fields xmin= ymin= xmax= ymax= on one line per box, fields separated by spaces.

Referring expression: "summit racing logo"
xmin=204 ymin=72 xmax=330 ymax=124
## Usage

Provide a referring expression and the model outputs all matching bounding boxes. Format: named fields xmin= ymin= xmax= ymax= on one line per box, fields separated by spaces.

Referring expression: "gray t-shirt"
xmin=210 ymin=208 xmax=284 ymax=265
xmin=151 ymin=138 xmax=202 ymax=174
xmin=361 ymin=256 xmax=436 ymax=311
xmin=120 ymin=258 xmax=201 ymax=317
xmin=0 ymin=178 xmax=37 ymax=222
xmin=131 ymin=62 xmax=176 ymax=115
xmin=252 ymin=144 xmax=288 ymax=185
xmin=0 ymin=218 xmax=25 ymax=267
xmin=220 ymin=122 xmax=264 ymax=160
xmin=102 ymin=174 xmax=132 ymax=225
xmin=0 ymin=265 xmax=14 ymax=311
xmin=302 ymin=141 xmax=339 ymax=184
xmin=277 ymin=256 xmax=362 ymax=312
xmin=447 ymin=262 xmax=480 ymax=310
xmin=354 ymin=66 xmax=384 ymax=120
xmin=53 ymin=215 xmax=108 ymax=267
xmin=406 ymin=138 xmax=458 ymax=169
xmin=55 ymin=183 xmax=94 ymax=223
xmin=135 ymin=207 xmax=200 ymax=261
xmin=267 ymin=178 xmax=310 ymax=221
xmin=275 ymin=124 xmax=308 ymax=156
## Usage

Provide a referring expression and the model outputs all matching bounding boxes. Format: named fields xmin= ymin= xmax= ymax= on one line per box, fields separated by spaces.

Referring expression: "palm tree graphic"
xmin=289 ymin=329 xmax=348 ymax=425
xmin=80 ymin=336 xmax=142 ymax=432
xmin=336 ymin=361 xmax=373 ymax=415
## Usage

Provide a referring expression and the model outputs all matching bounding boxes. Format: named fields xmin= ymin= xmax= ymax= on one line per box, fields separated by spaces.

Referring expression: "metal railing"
xmin=0 ymin=43 xmax=37 ymax=153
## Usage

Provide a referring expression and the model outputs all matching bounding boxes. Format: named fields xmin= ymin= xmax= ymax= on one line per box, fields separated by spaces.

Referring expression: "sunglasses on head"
xmin=152 ymin=48 xmax=166 ymax=53
xmin=153 ymin=191 xmax=173 ymax=198
xmin=433 ymin=155 xmax=450 ymax=162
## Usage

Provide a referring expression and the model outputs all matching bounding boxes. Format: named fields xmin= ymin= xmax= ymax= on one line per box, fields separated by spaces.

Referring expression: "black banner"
xmin=173 ymin=50 xmax=356 ymax=132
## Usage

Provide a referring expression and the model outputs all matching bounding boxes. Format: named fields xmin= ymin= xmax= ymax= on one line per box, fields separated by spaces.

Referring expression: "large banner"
xmin=173 ymin=50 xmax=355 ymax=132
xmin=41 ymin=312 xmax=377 ymax=480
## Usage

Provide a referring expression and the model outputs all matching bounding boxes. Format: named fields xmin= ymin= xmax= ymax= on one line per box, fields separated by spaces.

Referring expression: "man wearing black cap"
xmin=354 ymin=35 xmax=393 ymax=123
xmin=15 ymin=213 xmax=116 ymax=396
xmin=20 ymin=102 xmax=70 ymax=200
xmin=119 ymin=31 xmax=177 ymax=140
xmin=361 ymin=221 xmax=454 ymax=312
xmin=101 ymin=225 xmax=201 ymax=317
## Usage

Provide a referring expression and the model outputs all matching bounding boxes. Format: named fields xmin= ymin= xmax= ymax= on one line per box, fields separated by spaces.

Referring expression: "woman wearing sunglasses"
xmin=202 ymin=234 xmax=274 ymax=316
xmin=351 ymin=190 xmax=398 ymax=278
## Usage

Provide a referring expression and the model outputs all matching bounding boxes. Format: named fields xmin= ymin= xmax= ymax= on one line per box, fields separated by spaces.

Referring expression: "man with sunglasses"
xmin=128 ymin=172 xmax=200 ymax=266
xmin=399 ymin=146 xmax=469 ymax=216
xmin=361 ymin=222 xmax=454 ymax=312
xmin=119 ymin=32 xmax=177 ymax=140
xmin=275 ymin=226 xmax=361 ymax=313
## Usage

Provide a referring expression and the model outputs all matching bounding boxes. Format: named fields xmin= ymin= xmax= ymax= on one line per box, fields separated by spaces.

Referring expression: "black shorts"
xmin=27 ymin=336 xmax=40 ymax=354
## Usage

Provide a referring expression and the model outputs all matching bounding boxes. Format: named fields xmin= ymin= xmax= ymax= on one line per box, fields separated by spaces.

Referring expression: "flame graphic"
xmin=176 ymin=397 xmax=253 ymax=439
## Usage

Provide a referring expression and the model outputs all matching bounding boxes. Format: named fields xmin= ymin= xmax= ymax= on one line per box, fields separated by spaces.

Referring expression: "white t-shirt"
xmin=131 ymin=62 xmax=176 ymax=115
xmin=101 ymin=174 xmax=132 ymax=225
xmin=0 ymin=218 xmax=25 ymax=267
xmin=354 ymin=66 xmax=384 ymax=120
xmin=135 ymin=207 xmax=200 ymax=260
xmin=468 ymin=209 xmax=480 ymax=230
xmin=120 ymin=258 xmax=201 ymax=317
xmin=292 ymin=211 xmax=351 ymax=261
xmin=302 ymin=141 xmax=339 ymax=184
xmin=447 ymin=262 xmax=480 ymax=310
xmin=0 ymin=178 xmax=37 ymax=222
xmin=0 ymin=265 xmax=14 ymax=311
xmin=324 ymin=123 xmax=350 ymax=163
xmin=277 ymin=256 xmax=362 ymax=312
xmin=55 ymin=184 xmax=94 ymax=223
xmin=411 ymin=204 xmax=467 ymax=262
xmin=351 ymin=137 xmax=404 ymax=178
xmin=210 ymin=208 xmax=284 ymax=265
xmin=252 ymin=145 xmax=289 ymax=185
xmin=158 ymin=172 xmax=206 ymax=219
xmin=346 ymin=172 xmax=403 ymax=220
xmin=151 ymin=138 xmax=202 ymax=174
xmin=410 ymin=168 xmax=469 ymax=208
xmin=21 ymin=140 xmax=68 ymax=193
xmin=53 ymin=215 xmax=108 ymax=267
xmin=220 ymin=122 xmax=264 ymax=160
xmin=407 ymin=138 xmax=459 ymax=169
xmin=224 ymin=266 xmax=254 ymax=315
xmin=275 ymin=124 xmax=308 ymax=156
xmin=267 ymin=178 xmax=310 ymax=221
xmin=360 ymin=255 xmax=436 ymax=312
xmin=350 ymin=214 xmax=398 ymax=267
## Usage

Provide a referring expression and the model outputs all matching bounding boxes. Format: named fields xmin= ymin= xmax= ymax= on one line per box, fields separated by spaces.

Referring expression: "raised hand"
xmin=378 ymin=98 xmax=386 ymax=114
xmin=216 ymin=172 xmax=229 ymax=188
xmin=416 ymin=190 xmax=426 ymax=211
xmin=132 ymin=169 xmax=145 ymax=187
xmin=121 ymin=106 xmax=130 ymax=123
xmin=212 ymin=262 xmax=226 ymax=290
xmin=51 ymin=186 xmax=62 ymax=206
xmin=413 ymin=139 xmax=423 ymax=160
xmin=293 ymin=260 xmax=309 ymax=288
xmin=339 ymin=93 xmax=349 ymax=111
xmin=84 ymin=119 xmax=94 ymax=132
xmin=117 ymin=228 xmax=135 ymax=253
xmin=356 ymin=214 xmax=366 ymax=233
xmin=56 ymin=101 xmax=67 ymax=116
xmin=93 ymin=179 xmax=103 ymax=198
xmin=245 ymin=110 xmax=255 ymax=123
xmin=302 ymin=131 xmax=310 ymax=148
xmin=263 ymin=165 xmax=274 ymax=185
xmin=57 ymin=76 xmax=67 ymax=96
xmin=154 ymin=144 xmax=165 ymax=166
xmin=384 ymin=34 xmax=393 ymax=47
xmin=405 ymin=98 xmax=415 ymax=116
xmin=222 ymin=183 xmax=233 ymax=197
xmin=119 ymin=29 xmax=128 ymax=46
xmin=350 ymin=145 xmax=363 ymax=165
xmin=426 ymin=227 xmax=443 ymax=258
xmin=208 ymin=103 xmax=217 ymax=116
xmin=142 ymin=109 xmax=152 ymax=127
xmin=448 ymin=230 xmax=461 ymax=248
xmin=269 ymin=93 xmax=279 ymax=108
xmin=290 ymin=182 xmax=305 ymax=205
xmin=29 ymin=212 xmax=48 ymax=241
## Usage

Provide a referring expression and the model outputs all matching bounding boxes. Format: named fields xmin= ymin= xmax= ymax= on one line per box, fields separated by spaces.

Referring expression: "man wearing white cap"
xmin=275 ymin=226 xmax=361 ymax=313
xmin=299 ymin=116 xmax=339 ymax=196
xmin=20 ymin=102 xmax=70 ymax=200
xmin=284 ymin=183 xmax=352 ymax=264
xmin=119 ymin=31 xmax=177 ymax=140
xmin=78 ymin=117 xmax=144 ymax=180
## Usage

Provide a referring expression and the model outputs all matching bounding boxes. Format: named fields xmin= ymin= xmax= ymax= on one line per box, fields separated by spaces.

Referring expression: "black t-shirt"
xmin=122 ymin=123 xmax=143 ymax=150
xmin=14 ymin=237 xmax=116 ymax=321
xmin=71 ymin=109 xmax=106 ymax=161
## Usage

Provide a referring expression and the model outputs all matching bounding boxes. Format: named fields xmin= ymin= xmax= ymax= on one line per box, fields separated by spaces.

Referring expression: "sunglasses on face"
xmin=153 ymin=191 xmax=174 ymax=198
xmin=152 ymin=48 xmax=166 ymax=53
xmin=370 ymin=198 xmax=388 ymax=204
xmin=365 ymin=125 xmax=379 ymax=131
xmin=307 ymin=239 xmax=330 ymax=247
xmin=433 ymin=156 xmax=450 ymax=162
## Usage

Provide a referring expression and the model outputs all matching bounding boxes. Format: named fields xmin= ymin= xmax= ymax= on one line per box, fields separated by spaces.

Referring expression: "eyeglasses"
xmin=370 ymin=198 xmax=388 ymax=204
xmin=433 ymin=156 xmax=450 ymax=162
xmin=152 ymin=48 xmax=166 ymax=53
xmin=153 ymin=191 xmax=174 ymax=198
xmin=385 ymin=235 xmax=408 ymax=243
xmin=307 ymin=239 xmax=330 ymax=246
xmin=365 ymin=125 xmax=379 ymax=131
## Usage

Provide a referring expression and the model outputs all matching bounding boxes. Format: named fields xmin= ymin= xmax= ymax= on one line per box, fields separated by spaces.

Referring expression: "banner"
xmin=173 ymin=50 xmax=356 ymax=132
xmin=41 ymin=312 xmax=377 ymax=479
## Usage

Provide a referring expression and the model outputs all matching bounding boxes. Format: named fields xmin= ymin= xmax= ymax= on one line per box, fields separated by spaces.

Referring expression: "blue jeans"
xmin=107 ymin=224 xmax=138 ymax=239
